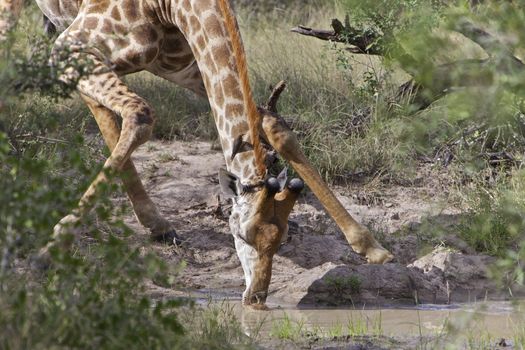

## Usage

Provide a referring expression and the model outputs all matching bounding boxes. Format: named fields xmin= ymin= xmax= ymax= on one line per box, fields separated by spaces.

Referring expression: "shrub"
xmin=0 ymin=7 xmax=251 ymax=349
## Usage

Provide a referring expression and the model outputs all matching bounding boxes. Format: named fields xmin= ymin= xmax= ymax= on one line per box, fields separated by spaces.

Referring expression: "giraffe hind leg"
xmin=81 ymin=94 xmax=180 ymax=245
xmin=43 ymin=80 xmax=160 ymax=263
xmin=33 ymin=88 xmax=177 ymax=269
xmin=34 ymin=28 xmax=177 ymax=269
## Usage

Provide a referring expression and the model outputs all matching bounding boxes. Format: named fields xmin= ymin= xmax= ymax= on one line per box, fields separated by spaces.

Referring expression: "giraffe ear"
xmin=219 ymin=168 xmax=241 ymax=198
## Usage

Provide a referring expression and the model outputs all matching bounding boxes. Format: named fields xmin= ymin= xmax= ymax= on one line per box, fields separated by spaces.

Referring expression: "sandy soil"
xmin=119 ymin=140 xmax=523 ymax=307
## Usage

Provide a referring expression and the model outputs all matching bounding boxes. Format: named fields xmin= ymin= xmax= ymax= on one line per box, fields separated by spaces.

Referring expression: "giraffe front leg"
xmin=80 ymin=94 xmax=179 ymax=244
xmin=261 ymin=111 xmax=394 ymax=264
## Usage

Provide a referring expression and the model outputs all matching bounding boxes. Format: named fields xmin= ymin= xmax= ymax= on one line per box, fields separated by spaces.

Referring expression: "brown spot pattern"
xmin=134 ymin=25 xmax=159 ymax=45
xmin=110 ymin=6 xmax=121 ymax=21
xmin=182 ymin=0 xmax=192 ymax=12
xmin=203 ymin=15 xmax=224 ymax=39
xmin=176 ymin=9 xmax=188 ymax=31
xmin=84 ymin=16 xmax=99 ymax=30
xmin=195 ymin=35 xmax=206 ymax=52
xmin=101 ymin=19 xmax=113 ymax=34
xmin=214 ymin=87 xmax=224 ymax=107
xmin=127 ymin=50 xmax=143 ymax=66
xmin=189 ymin=15 xmax=201 ymax=32
xmin=203 ymin=53 xmax=216 ymax=74
xmin=89 ymin=0 xmax=110 ymax=14
xmin=123 ymin=0 xmax=139 ymax=21
xmin=213 ymin=44 xmax=231 ymax=68
xmin=193 ymin=0 xmax=212 ymax=16
xmin=231 ymin=124 xmax=247 ymax=137
xmin=225 ymin=103 xmax=244 ymax=117
xmin=114 ymin=23 xmax=126 ymax=33
xmin=222 ymin=74 xmax=242 ymax=100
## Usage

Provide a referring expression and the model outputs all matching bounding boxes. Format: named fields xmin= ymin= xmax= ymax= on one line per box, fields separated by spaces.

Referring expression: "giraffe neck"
xmin=153 ymin=0 xmax=265 ymax=184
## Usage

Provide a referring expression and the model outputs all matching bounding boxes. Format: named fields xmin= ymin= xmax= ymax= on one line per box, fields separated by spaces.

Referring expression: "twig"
xmin=16 ymin=133 xmax=69 ymax=144
xmin=290 ymin=25 xmax=339 ymax=42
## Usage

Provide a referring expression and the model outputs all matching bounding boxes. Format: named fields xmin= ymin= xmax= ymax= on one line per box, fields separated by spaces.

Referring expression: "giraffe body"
xmin=2 ymin=0 xmax=393 ymax=308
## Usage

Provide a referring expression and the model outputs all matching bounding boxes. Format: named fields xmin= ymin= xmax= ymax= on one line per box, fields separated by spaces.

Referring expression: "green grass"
xmin=182 ymin=302 xmax=256 ymax=349
xmin=269 ymin=311 xmax=383 ymax=341
xmin=513 ymin=323 xmax=525 ymax=349
xmin=346 ymin=311 xmax=383 ymax=338
xmin=325 ymin=275 xmax=361 ymax=305
xmin=126 ymin=73 xmax=214 ymax=141
xmin=450 ymin=168 xmax=525 ymax=257
xmin=240 ymin=3 xmax=413 ymax=181
xmin=265 ymin=308 xmax=525 ymax=349
xmin=269 ymin=313 xmax=306 ymax=341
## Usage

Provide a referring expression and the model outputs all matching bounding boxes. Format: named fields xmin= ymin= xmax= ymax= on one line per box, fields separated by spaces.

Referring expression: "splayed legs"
xmin=261 ymin=110 xmax=393 ymax=264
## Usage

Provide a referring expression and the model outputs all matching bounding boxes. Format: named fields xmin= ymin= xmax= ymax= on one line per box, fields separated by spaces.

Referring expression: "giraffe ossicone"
xmin=1 ymin=0 xmax=393 ymax=309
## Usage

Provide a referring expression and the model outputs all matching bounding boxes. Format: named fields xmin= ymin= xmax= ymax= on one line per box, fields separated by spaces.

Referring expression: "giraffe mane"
xmin=217 ymin=0 xmax=266 ymax=178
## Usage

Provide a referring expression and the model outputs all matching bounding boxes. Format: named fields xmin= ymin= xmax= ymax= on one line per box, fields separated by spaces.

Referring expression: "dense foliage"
xmin=334 ymin=0 xmax=525 ymax=274
xmin=0 ymin=11 xmax=251 ymax=350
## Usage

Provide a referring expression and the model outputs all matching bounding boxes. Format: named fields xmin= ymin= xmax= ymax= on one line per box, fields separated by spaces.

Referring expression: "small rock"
xmin=408 ymin=247 xmax=512 ymax=301
xmin=391 ymin=213 xmax=400 ymax=220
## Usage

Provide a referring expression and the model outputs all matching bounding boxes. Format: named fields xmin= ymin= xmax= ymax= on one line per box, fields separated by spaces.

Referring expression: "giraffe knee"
xmin=124 ymin=103 xmax=156 ymax=145
xmin=262 ymin=115 xmax=301 ymax=160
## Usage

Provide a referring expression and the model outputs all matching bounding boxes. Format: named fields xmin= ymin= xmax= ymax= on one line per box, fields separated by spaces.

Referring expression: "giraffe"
xmin=1 ymin=0 xmax=394 ymax=308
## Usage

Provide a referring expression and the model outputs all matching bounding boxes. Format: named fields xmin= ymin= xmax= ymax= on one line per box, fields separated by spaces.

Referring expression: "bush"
xmin=329 ymin=1 xmax=525 ymax=270
xmin=0 ymin=7 xmax=252 ymax=349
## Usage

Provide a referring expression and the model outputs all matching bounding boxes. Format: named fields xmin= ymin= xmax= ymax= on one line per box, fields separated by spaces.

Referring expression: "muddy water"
xmin=230 ymin=300 xmax=525 ymax=339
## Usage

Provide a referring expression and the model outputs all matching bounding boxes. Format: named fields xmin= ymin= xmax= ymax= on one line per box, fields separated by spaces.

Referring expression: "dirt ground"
xmin=121 ymin=139 xmax=523 ymax=307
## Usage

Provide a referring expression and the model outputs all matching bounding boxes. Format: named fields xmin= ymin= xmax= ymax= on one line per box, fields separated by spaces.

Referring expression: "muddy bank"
xmin=272 ymin=249 xmax=514 ymax=306
xmin=125 ymin=140 xmax=524 ymax=307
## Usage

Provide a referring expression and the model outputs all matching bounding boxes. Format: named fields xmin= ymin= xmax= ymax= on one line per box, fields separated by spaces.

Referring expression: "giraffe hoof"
xmin=151 ymin=230 xmax=181 ymax=246
xmin=365 ymin=246 xmax=394 ymax=264
xmin=247 ymin=303 xmax=269 ymax=311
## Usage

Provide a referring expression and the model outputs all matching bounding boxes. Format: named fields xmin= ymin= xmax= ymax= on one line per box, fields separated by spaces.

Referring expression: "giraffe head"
xmin=220 ymin=167 xmax=304 ymax=309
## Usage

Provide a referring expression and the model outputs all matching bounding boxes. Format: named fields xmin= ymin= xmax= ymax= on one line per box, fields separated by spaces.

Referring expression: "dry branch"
xmin=290 ymin=25 xmax=339 ymax=42
xmin=291 ymin=18 xmax=383 ymax=55
xmin=292 ymin=17 xmax=525 ymax=110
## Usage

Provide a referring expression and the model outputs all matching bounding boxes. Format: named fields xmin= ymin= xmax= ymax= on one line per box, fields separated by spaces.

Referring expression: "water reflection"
xmin=232 ymin=300 xmax=525 ymax=339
